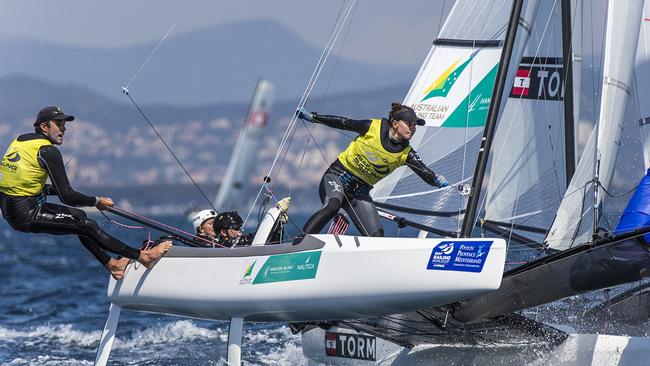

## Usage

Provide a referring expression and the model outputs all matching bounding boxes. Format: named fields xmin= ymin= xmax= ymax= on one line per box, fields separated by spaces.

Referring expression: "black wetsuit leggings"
xmin=302 ymin=168 xmax=384 ymax=237
xmin=0 ymin=197 xmax=140 ymax=266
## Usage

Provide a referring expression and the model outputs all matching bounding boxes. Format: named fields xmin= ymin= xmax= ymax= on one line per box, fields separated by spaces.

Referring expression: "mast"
xmin=561 ymin=0 xmax=576 ymax=185
xmin=460 ymin=0 xmax=524 ymax=237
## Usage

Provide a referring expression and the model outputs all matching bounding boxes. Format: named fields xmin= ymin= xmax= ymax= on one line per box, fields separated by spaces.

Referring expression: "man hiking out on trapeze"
xmin=297 ymin=102 xmax=448 ymax=237
xmin=0 ymin=106 xmax=171 ymax=280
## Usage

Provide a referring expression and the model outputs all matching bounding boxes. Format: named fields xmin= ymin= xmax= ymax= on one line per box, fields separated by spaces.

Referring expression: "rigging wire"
xmin=242 ymin=0 xmax=358 ymax=228
xmin=473 ymin=0 xmax=562 ymax=243
xmin=64 ymin=0 xmax=196 ymax=167
xmin=122 ymin=88 xmax=218 ymax=212
xmin=124 ymin=0 xmax=197 ymax=90
xmin=286 ymin=1 xmax=358 ymax=196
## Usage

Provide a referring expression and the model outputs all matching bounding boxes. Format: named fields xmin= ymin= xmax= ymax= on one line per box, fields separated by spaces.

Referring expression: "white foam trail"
xmin=0 ymin=324 xmax=101 ymax=347
xmin=0 ymin=321 xmax=306 ymax=364
xmin=115 ymin=320 xmax=223 ymax=348
xmin=3 ymin=355 xmax=92 ymax=366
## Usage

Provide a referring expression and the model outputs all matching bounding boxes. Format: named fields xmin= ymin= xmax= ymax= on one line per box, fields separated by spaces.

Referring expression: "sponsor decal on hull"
xmin=325 ymin=331 xmax=376 ymax=361
xmin=239 ymin=260 xmax=257 ymax=285
xmin=427 ymin=241 xmax=493 ymax=273
xmin=252 ymin=251 xmax=321 ymax=284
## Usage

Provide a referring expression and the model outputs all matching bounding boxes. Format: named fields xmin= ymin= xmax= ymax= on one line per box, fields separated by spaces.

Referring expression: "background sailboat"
xmin=214 ymin=78 xmax=275 ymax=212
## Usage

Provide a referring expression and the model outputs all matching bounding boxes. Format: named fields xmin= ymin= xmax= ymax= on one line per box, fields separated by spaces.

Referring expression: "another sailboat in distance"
xmin=215 ymin=78 xmax=275 ymax=212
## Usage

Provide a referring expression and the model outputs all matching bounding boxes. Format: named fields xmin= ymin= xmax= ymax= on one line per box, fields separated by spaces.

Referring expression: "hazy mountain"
xmin=0 ymin=75 xmax=410 ymax=195
xmin=0 ymin=19 xmax=416 ymax=105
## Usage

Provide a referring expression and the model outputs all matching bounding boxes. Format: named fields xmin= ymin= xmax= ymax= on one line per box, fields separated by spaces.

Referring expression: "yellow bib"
xmin=0 ymin=137 xmax=51 ymax=196
xmin=338 ymin=119 xmax=411 ymax=186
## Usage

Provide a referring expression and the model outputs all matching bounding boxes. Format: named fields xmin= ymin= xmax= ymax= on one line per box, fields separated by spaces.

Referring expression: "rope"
xmin=122 ymin=88 xmax=218 ymax=212
xmin=109 ymin=206 xmax=227 ymax=248
xmin=100 ymin=209 xmax=152 ymax=243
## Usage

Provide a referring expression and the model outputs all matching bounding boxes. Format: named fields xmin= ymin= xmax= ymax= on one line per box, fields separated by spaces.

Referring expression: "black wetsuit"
xmin=302 ymin=115 xmax=440 ymax=236
xmin=0 ymin=133 xmax=140 ymax=265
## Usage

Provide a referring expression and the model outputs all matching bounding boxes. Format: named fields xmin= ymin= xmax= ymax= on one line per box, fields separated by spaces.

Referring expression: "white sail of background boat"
xmin=214 ymin=78 xmax=274 ymax=212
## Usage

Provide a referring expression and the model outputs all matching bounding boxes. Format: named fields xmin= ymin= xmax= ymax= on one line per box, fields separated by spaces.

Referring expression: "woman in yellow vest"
xmin=0 ymin=106 xmax=171 ymax=280
xmin=297 ymin=102 xmax=447 ymax=236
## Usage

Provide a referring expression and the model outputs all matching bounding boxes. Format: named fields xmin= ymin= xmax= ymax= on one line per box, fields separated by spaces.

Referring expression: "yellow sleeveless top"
xmin=338 ymin=119 xmax=411 ymax=186
xmin=0 ymin=137 xmax=52 ymax=196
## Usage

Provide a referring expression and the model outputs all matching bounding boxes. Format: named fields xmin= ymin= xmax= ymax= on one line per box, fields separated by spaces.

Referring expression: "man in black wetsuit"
xmin=297 ymin=102 xmax=448 ymax=237
xmin=0 ymin=106 xmax=171 ymax=280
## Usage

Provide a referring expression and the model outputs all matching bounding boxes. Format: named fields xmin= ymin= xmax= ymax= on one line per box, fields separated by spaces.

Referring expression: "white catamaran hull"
xmin=107 ymin=235 xmax=506 ymax=322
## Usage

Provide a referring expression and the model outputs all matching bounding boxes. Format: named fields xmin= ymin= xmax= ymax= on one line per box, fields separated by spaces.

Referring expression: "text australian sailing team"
xmin=0 ymin=103 xmax=447 ymax=280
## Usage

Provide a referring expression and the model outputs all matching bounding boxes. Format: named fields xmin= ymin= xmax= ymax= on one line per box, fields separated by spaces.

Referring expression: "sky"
xmin=0 ymin=0 xmax=450 ymax=66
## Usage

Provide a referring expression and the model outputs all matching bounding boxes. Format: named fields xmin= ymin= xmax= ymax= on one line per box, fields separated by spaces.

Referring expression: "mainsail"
xmin=452 ymin=0 xmax=648 ymax=322
xmin=214 ymin=79 xmax=274 ymax=211
xmin=635 ymin=11 xmax=650 ymax=168
xmin=482 ymin=0 xmax=568 ymax=245
xmin=546 ymin=0 xmax=645 ymax=250
xmin=340 ymin=0 xmax=650 ymax=333
xmin=372 ymin=0 xmax=531 ymax=235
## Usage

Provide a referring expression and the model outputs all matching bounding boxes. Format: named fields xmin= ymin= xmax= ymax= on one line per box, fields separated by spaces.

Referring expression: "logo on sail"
xmin=510 ymin=57 xmax=564 ymax=100
xmin=410 ymin=47 xmax=500 ymax=128
xmin=420 ymin=51 xmax=477 ymax=102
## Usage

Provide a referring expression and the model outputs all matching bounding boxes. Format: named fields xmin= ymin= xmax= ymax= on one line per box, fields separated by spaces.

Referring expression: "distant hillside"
xmin=0 ymin=19 xmax=417 ymax=104
xmin=0 ymin=75 xmax=411 ymax=192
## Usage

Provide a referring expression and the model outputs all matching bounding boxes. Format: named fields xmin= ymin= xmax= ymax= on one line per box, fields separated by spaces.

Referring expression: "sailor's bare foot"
xmin=107 ymin=257 xmax=131 ymax=280
xmin=139 ymin=240 xmax=173 ymax=269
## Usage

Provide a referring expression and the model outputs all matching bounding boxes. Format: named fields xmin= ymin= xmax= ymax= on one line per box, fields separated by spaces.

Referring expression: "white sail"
xmin=546 ymin=0 xmax=644 ymax=250
xmin=214 ymin=79 xmax=275 ymax=211
xmin=571 ymin=0 xmax=583 ymax=158
xmin=636 ymin=6 xmax=650 ymax=168
xmin=483 ymin=0 xmax=567 ymax=241
xmin=372 ymin=0 xmax=521 ymax=233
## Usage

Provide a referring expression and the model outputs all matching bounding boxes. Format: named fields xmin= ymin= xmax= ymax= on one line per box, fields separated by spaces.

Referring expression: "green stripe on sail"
xmin=421 ymin=55 xmax=475 ymax=101
xmin=441 ymin=64 xmax=499 ymax=128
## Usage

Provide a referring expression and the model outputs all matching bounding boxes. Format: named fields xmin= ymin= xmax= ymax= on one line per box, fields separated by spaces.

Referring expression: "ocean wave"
xmin=116 ymin=320 xmax=224 ymax=348
xmin=0 ymin=321 xmax=305 ymax=364
xmin=2 ymin=355 xmax=92 ymax=366
xmin=0 ymin=324 xmax=101 ymax=347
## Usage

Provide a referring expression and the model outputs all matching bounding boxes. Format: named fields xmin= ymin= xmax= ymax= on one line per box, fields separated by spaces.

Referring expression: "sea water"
xmin=0 ymin=214 xmax=310 ymax=365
